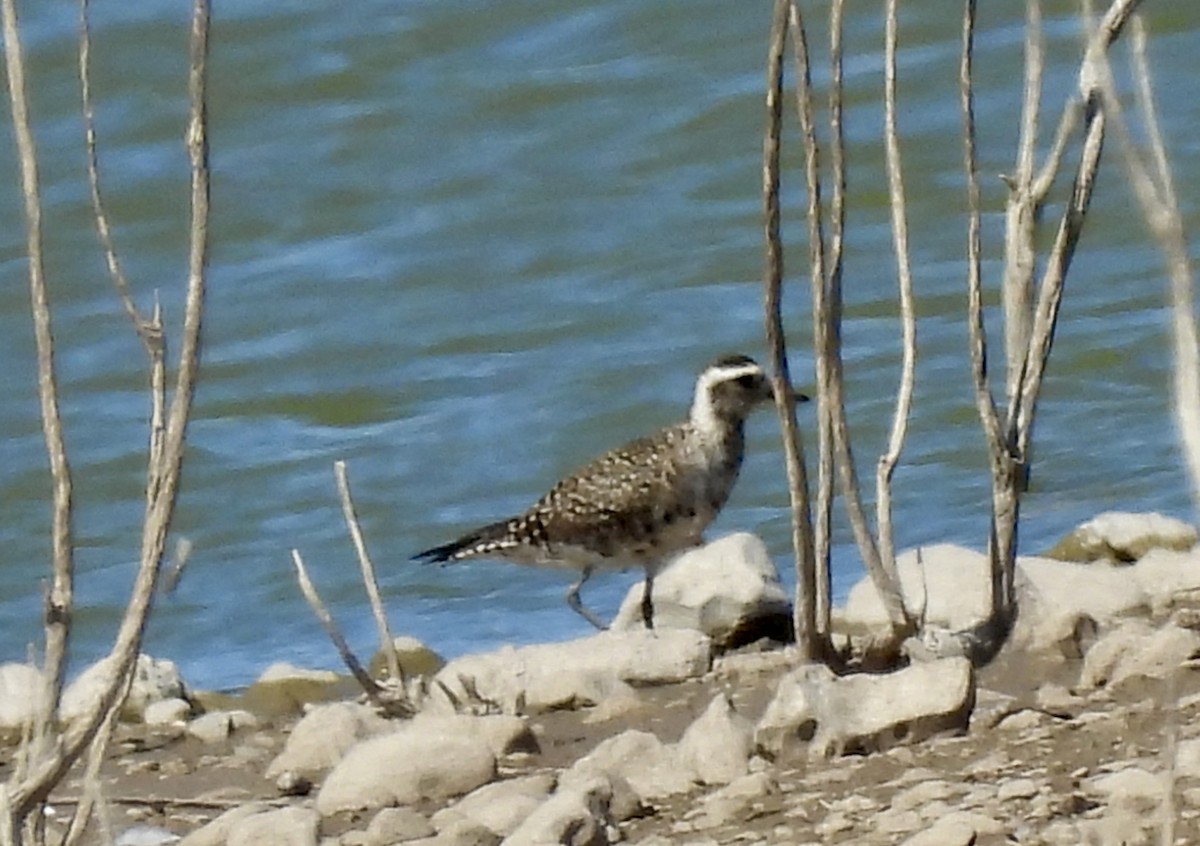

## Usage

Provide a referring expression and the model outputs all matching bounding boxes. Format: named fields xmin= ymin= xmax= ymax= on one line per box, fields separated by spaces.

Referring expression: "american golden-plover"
xmin=414 ymin=354 xmax=794 ymax=630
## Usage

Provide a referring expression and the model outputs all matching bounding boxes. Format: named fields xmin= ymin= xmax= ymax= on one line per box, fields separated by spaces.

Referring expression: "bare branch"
xmin=1099 ymin=16 xmax=1200 ymax=514
xmin=876 ymin=0 xmax=919 ymax=587
xmin=334 ymin=461 xmax=403 ymax=686
xmin=6 ymin=0 xmax=212 ymax=823
xmin=290 ymin=549 xmax=385 ymax=703
xmin=1 ymin=0 xmax=77 ymax=723
xmin=763 ymin=0 xmax=819 ymax=658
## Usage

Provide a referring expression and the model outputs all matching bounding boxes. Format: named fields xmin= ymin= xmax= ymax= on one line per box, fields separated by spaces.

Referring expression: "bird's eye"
xmin=734 ymin=374 xmax=758 ymax=389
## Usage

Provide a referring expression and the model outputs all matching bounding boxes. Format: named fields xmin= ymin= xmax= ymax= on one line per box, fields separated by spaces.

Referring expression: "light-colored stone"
xmin=368 ymin=636 xmax=445 ymax=682
xmin=1046 ymin=511 xmax=1197 ymax=563
xmin=257 ymin=663 xmax=343 ymax=685
xmin=567 ymin=729 xmax=694 ymax=801
xmin=408 ymin=714 xmax=538 ymax=758
xmin=0 ymin=662 xmax=42 ymax=732
xmin=366 ymin=807 xmax=435 ymax=845
xmin=840 ymin=544 xmax=1150 ymax=655
xmin=695 ymin=772 xmax=778 ymax=827
xmin=1079 ymin=620 xmax=1200 ymax=689
xmin=187 ymin=709 xmax=258 ymax=744
xmin=755 ymin=658 xmax=975 ymax=758
xmin=897 ymin=815 xmax=979 ymax=846
xmin=316 ymin=722 xmax=497 ymax=815
xmin=432 ymin=629 xmax=711 ymax=715
xmin=997 ymin=777 xmax=1040 ymax=801
xmin=144 ymin=698 xmax=192 ymax=727
xmin=611 ymin=533 xmax=790 ymax=647
xmin=227 ymin=807 xmax=319 ymax=846
xmin=891 ymin=780 xmax=959 ymax=813
xmin=433 ymin=774 xmax=555 ymax=838
xmin=675 ymin=694 xmax=754 ymax=785
xmin=178 ymin=804 xmax=273 ymax=846
xmin=265 ymin=701 xmax=392 ymax=781
xmin=62 ymin=654 xmax=187 ymax=723
xmin=501 ymin=774 xmax=615 ymax=846
xmin=115 ymin=825 xmax=180 ymax=846
xmin=1087 ymin=766 xmax=1166 ymax=814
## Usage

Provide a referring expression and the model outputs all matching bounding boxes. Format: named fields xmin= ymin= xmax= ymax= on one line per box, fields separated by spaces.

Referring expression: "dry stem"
xmin=334 ymin=461 xmax=404 ymax=686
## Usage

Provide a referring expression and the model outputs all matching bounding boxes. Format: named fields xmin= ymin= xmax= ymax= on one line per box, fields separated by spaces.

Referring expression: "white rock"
xmin=179 ymin=804 xmax=272 ymax=846
xmin=568 ymin=729 xmax=694 ymax=801
xmin=898 ymin=816 xmax=979 ymax=846
xmin=316 ymin=722 xmax=497 ymax=815
xmin=408 ymin=713 xmax=538 ymax=758
xmin=755 ymin=657 xmax=975 ymax=758
xmin=186 ymin=710 xmax=258 ymax=744
xmin=1051 ymin=511 xmax=1197 ymax=563
xmin=365 ymin=807 xmax=435 ymax=845
xmin=264 ymin=701 xmax=391 ymax=781
xmin=143 ymin=698 xmax=192 ymax=727
xmin=501 ymin=774 xmax=615 ymax=846
xmin=1078 ymin=620 xmax=1200 ymax=689
xmin=891 ymin=780 xmax=958 ymax=813
xmin=1088 ymin=766 xmax=1166 ymax=815
xmin=611 ymin=533 xmax=790 ymax=647
xmin=433 ymin=774 xmax=555 ymax=838
xmin=62 ymin=654 xmax=187 ymax=723
xmin=1133 ymin=547 xmax=1200 ymax=612
xmin=997 ymin=777 xmax=1040 ymax=801
xmin=256 ymin=663 xmax=342 ymax=685
xmin=432 ymin=629 xmax=710 ymax=715
xmin=1175 ymin=737 xmax=1200 ymax=780
xmin=226 ymin=807 xmax=319 ymax=846
xmin=675 ymin=694 xmax=754 ymax=785
xmin=115 ymin=825 xmax=180 ymax=846
xmin=695 ymin=772 xmax=778 ymax=827
xmin=0 ymin=662 xmax=43 ymax=731
xmin=840 ymin=544 xmax=1150 ymax=655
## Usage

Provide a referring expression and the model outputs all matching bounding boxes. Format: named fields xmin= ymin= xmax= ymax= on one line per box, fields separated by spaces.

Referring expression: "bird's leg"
xmin=641 ymin=571 xmax=655 ymax=630
xmin=566 ymin=565 xmax=607 ymax=631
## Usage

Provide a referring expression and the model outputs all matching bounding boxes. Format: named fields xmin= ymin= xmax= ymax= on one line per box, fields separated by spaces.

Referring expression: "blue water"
xmin=0 ymin=1 xmax=1197 ymax=690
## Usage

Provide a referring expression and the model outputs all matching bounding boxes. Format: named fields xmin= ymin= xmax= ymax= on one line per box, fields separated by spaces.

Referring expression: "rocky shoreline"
xmin=3 ymin=511 xmax=1200 ymax=846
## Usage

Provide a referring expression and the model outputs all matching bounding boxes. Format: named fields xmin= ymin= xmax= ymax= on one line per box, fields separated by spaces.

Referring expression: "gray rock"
xmin=0 ymin=662 xmax=42 ymax=732
xmin=755 ymin=657 xmax=975 ymax=758
xmin=675 ymin=694 xmax=754 ymax=785
xmin=186 ymin=709 xmax=258 ymax=744
xmin=227 ymin=807 xmax=319 ymax=846
xmin=568 ymin=729 xmax=693 ymax=801
xmin=431 ymin=629 xmax=710 ymax=715
xmin=1078 ymin=620 xmax=1200 ymax=689
xmin=178 ymin=804 xmax=272 ymax=846
xmin=432 ymin=774 xmax=556 ymax=838
xmin=694 ymin=772 xmax=778 ymax=827
xmin=62 ymin=654 xmax=187 ymax=723
xmin=897 ymin=815 xmax=980 ymax=846
xmin=115 ymin=825 xmax=180 ymax=846
xmin=501 ymin=774 xmax=615 ymax=846
xmin=840 ymin=544 xmax=1151 ymax=655
xmin=144 ymin=697 xmax=193 ymax=726
xmin=265 ymin=701 xmax=391 ymax=781
xmin=365 ymin=807 xmax=435 ymax=844
xmin=611 ymin=533 xmax=790 ymax=647
xmin=1046 ymin=510 xmax=1197 ymax=563
xmin=316 ymin=721 xmax=497 ymax=815
xmin=1087 ymin=766 xmax=1165 ymax=815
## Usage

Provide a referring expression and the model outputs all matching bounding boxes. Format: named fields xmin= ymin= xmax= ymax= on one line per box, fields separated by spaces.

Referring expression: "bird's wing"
xmin=527 ymin=424 xmax=701 ymax=558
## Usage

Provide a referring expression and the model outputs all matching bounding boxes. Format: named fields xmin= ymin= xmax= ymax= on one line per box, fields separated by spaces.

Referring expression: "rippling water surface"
xmin=0 ymin=2 xmax=1197 ymax=689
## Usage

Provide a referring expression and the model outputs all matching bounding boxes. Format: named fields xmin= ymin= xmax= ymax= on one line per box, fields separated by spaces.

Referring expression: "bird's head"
xmin=690 ymin=354 xmax=807 ymax=432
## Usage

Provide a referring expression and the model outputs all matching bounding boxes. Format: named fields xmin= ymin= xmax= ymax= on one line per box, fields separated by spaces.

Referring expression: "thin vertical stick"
xmin=763 ymin=0 xmax=819 ymax=659
xmin=334 ymin=461 xmax=403 ymax=686
xmin=785 ymin=0 xmax=834 ymax=638
xmin=1 ymin=0 xmax=76 ymax=721
xmin=877 ymin=0 xmax=919 ymax=587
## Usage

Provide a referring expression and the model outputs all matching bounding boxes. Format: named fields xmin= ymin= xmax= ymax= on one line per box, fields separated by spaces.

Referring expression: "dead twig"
xmin=763 ymin=0 xmax=820 ymax=660
xmin=334 ymin=461 xmax=403 ymax=686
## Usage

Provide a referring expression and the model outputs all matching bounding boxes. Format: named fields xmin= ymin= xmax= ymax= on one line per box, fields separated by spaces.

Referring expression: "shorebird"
xmin=413 ymin=354 xmax=795 ymax=630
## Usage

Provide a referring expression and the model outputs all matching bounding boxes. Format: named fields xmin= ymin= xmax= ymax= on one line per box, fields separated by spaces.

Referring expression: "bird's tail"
xmin=412 ymin=520 xmax=516 ymax=564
